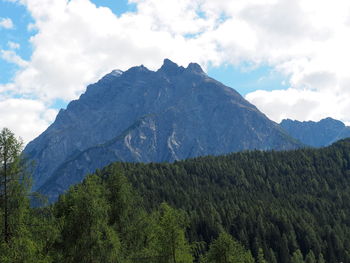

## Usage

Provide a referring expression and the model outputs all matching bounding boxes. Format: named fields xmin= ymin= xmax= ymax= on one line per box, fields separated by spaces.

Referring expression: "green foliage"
xmin=317 ymin=253 xmax=325 ymax=263
xmin=151 ymin=203 xmax=193 ymax=263
xmin=291 ymin=249 xmax=304 ymax=263
xmin=3 ymin=130 xmax=350 ymax=263
xmin=305 ymin=251 xmax=316 ymax=263
xmin=0 ymin=128 xmax=51 ymax=262
xmin=114 ymin=139 xmax=350 ymax=263
xmin=257 ymin=248 xmax=267 ymax=263
xmin=54 ymin=175 xmax=122 ymax=263
xmin=202 ymin=232 xmax=254 ymax=263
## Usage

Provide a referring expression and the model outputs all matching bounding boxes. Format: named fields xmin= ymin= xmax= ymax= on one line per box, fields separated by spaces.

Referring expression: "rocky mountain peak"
xmin=24 ymin=59 xmax=301 ymax=201
xmin=186 ymin=62 xmax=204 ymax=74
xmin=319 ymin=117 xmax=345 ymax=128
xmin=123 ymin=64 xmax=152 ymax=78
xmin=158 ymin=58 xmax=185 ymax=75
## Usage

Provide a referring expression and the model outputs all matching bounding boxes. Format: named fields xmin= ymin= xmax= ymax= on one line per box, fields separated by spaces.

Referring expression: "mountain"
xmin=281 ymin=117 xmax=350 ymax=147
xmin=24 ymin=59 xmax=301 ymax=200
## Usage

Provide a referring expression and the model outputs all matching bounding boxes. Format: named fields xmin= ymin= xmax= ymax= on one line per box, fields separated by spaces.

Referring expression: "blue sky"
xmin=0 ymin=0 xmax=34 ymax=83
xmin=1 ymin=0 xmax=350 ymax=143
xmin=91 ymin=0 xmax=136 ymax=16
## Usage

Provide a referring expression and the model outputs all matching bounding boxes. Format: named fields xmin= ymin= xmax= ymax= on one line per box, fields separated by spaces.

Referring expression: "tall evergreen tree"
xmin=203 ymin=232 xmax=254 ymax=263
xmin=305 ymin=251 xmax=316 ymax=263
xmin=291 ymin=249 xmax=304 ymax=263
xmin=0 ymin=128 xmax=51 ymax=262
xmin=0 ymin=127 xmax=23 ymax=243
xmin=151 ymin=203 xmax=193 ymax=263
xmin=257 ymin=248 xmax=267 ymax=263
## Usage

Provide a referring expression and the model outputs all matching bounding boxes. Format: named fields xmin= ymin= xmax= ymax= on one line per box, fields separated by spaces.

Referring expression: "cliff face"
xmin=24 ymin=59 xmax=300 ymax=200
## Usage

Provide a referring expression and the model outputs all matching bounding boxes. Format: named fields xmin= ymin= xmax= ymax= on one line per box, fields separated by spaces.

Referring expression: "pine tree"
xmin=291 ymin=249 xmax=304 ymax=263
xmin=257 ymin=248 xmax=267 ymax=263
xmin=0 ymin=128 xmax=50 ymax=262
xmin=305 ymin=250 xmax=316 ymax=263
xmin=203 ymin=232 xmax=254 ymax=263
xmin=152 ymin=203 xmax=193 ymax=263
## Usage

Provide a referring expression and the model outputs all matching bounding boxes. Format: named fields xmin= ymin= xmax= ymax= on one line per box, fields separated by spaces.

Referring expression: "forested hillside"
xmin=113 ymin=138 xmax=350 ymax=263
xmin=1 ymin=157 xmax=254 ymax=263
xmin=2 ymin=129 xmax=350 ymax=262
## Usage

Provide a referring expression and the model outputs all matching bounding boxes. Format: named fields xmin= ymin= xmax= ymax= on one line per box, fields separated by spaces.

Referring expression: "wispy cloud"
xmin=8 ymin=41 xmax=20 ymax=49
xmin=0 ymin=17 xmax=14 ymax=29
xmin=1 ymin=49 xmax=28 ymax=67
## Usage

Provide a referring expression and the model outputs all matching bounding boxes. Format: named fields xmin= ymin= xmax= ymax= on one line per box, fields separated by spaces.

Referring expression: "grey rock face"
xmin=24 ymin=59 xmax=301 ymax=200
xmin=280 ymin=117 xmax=350 ymax=147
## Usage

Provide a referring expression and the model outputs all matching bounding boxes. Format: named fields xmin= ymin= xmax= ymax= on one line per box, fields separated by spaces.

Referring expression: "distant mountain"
xmin=280 ymin=117 xmax=350 ymax=147
xmin=24 ymin=59 xmax=301 ymax=200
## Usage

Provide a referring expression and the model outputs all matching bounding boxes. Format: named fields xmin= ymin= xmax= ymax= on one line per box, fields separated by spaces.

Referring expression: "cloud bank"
xmin=2 ymin=0 xmax=350 ymax=142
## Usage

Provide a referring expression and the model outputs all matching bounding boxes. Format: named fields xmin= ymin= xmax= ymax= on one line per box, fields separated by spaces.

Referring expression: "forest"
xmin=1 ymin=127 xmax=350 ymax=263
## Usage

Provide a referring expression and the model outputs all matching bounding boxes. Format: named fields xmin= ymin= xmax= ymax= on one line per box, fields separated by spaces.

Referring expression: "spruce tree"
xmin=203 ymin=232 xmax=254 ymax=263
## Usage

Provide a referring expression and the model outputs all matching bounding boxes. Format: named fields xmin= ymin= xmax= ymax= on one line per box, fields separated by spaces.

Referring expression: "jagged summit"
xmin=158 ymin=58 xmax=185 ymax=75
xmin=282 ymin=117 xmax=345 ymax=128
xmin=158 ymin=58 xmax=204 ymax=75
xmin=103 ymin=59 xmax=204 ymax=79
xmin=24 ymin=59 xmax=301 ymax=200
xmin=187 ymin=62 xmax=204 ymax=74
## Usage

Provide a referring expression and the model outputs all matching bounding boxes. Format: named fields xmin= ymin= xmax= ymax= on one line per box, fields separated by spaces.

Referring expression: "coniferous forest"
xmin=1 ymin=127 xmax=350 ymax=263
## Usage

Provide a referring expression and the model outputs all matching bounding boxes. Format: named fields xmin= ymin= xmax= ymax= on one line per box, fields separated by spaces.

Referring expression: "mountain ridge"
xmin=281 ymin=117 xmax=350 ymax=147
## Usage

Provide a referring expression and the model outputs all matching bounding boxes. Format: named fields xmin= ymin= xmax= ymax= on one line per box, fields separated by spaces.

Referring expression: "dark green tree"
xmin=305 ymin=251 xmax=316 ymax=263
xmin=291 ymin=249 xmax=304 ymax=263
xmin=317 ymin=253 xmax=325 ymax=263
xmin=257 ymin=248 xmax=267 ymax=263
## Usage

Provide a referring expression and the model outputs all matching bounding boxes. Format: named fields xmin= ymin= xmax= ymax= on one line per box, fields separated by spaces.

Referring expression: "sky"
xmin=1 ymin=0 xmax=350 ymax=144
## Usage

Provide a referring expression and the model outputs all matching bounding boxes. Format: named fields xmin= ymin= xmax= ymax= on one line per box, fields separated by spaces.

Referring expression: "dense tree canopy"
xmin=116 ymin=138 xmax=350 ymax=263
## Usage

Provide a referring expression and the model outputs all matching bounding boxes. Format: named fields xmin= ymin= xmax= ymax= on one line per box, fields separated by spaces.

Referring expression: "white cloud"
xmin=3 ymin=0 xmax=350 ymax=142
xmin=1 ymin=49 xmax=28 ymax=67
xmin=246 ymin=88 xmax=342 ymax=123
xmin=0 ymin=98 xmax=57 ymax=144
xmin=0 ymin=17 xmax=14 ymax=29
xmin=8 ymin=41 xmax=20 ymax=49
